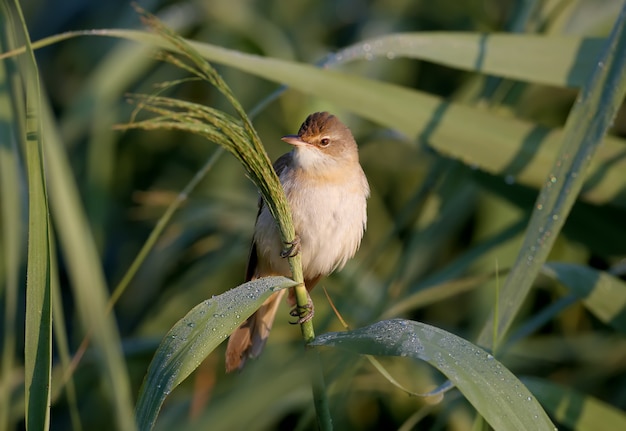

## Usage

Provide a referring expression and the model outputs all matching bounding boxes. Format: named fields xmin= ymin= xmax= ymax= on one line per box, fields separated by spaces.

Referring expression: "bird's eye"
xmin=319 ymin=138 xmax=331 ymax=147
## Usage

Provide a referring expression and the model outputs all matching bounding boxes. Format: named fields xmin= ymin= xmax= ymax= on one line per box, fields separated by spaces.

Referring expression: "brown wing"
xmin=244 ymin=151 xmax=294 ymax=282
xmin=227 ymin=152 xmax=295 ymax=372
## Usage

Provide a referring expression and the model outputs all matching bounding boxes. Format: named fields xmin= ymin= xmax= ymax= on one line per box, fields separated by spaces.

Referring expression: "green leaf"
xmin=9 ymin=29 xmax=626 ymax=208
xmin=175 ymin=33 xmax=626 ymax=210
xmin=542 ymin=263 xmax=626 ymax=332
xmin=135 ymin=276 xmax=297 ymax=431
xmin=525 ymin=377 xmax=626 ymax=431
xmin=0 ymin=17 xmax=24 ymax=431
xmin=477 ymin=3 xmax=626 ymax=350
xmin=329 ymin=33 xmax=603 ymax=88
xmin=2 ymin=1 xmax=54 ymax=430
xmin=311 ymin=319 xmax=556 ymax=431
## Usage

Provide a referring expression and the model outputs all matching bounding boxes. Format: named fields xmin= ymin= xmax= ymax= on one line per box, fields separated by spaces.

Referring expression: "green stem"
xmin=285 ymin=224 xmax=331 ymax=431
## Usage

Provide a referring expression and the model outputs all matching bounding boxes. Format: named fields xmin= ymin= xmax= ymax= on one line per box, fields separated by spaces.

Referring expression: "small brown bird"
xmin=225 ymin=112 xmax=370 ymax=372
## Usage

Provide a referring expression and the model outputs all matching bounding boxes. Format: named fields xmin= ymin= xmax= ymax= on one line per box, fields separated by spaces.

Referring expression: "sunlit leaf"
xmin=328 ymin=33 xmax=603 ymax=88
xmin=311 ymin=319 xmax=556 ymax=431
xmin=0 ymin=16 xmax=24 ymax=431
xmin=477 ymin=4 xmax=626 ymax=350
xmin=7 ymin=30 xmax=626 ymax=207
xmin=136 ymin=276 xmax=297 ymax=431
xmin=2 ymin=2 xmax=53 ymax=430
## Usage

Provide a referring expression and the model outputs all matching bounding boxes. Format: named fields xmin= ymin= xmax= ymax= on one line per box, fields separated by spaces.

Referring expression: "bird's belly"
xmin=254 ymin=181 xmax=366 ymax=280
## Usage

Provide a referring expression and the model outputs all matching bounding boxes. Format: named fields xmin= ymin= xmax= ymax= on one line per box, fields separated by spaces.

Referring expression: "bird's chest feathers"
xmin=279 ymin=166 xmax=366 ymax=275
xmin=286 ymin=172 xmax=344 ymax=234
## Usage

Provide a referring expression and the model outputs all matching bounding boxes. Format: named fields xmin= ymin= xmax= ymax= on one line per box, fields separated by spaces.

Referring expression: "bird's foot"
xmin=289 ymin=295 xmax=314 ymax=324
xmin=281 ymin=235 xmax=301 ymax=258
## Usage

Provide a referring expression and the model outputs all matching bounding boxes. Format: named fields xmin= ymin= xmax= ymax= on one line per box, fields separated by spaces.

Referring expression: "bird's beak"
xmin=281 ymin=135 xmax=308 ymax=146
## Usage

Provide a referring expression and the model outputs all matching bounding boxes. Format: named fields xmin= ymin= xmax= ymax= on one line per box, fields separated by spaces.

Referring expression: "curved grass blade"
xmin=135 ymin=276 xmax=297 ymax=431
xmin=525 ymin=377 xmax=626 ymax=430
xmin=324 ymin=33 xmax=603 ymax=88
xmin=477 ymin=3 xmax=626 ymax=351
xmin=542 ymin=263 xmax=626 ymax=333
xmin=2 ymin=1 xmax=53 ymax=429
xmin=311 ymin=319 xmax=556 ymax=431
xmin=3 ymin=31 xmax=604 ymax=89
xmin=0 ymin=17 xmax=25 ymax=431
xmin=5 ymin=30 xmax=626 ymax=207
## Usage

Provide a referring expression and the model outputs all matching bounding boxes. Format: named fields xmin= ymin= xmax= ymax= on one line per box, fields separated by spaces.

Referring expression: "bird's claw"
xmin=281 ymin=235 xmax=301 ymax=258
xmin=289 ymin=297 xmax=314 ymax=325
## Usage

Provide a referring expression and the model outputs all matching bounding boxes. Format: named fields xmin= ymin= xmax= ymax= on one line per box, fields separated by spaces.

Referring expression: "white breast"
xmin=253 ymin=156 xmax=368 ymax=281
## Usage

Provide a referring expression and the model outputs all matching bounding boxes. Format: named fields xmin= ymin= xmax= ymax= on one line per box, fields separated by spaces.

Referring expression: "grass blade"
xmin=477 ymin=3 xmax=626 ymax=351
xmin=136 ymin=276 xmax=297 ymax=431
xmin=2 ymin=1 xmax=53 ymax=429
xmin=5 ymin=30 xmax=626 ymax=207
xmin=311 ymin=319 xmax=556 ymax=431
xmin=0 ymin=12 xmax=24 ymax=431
xmin=327 ymin=33 xmax=602 ymax=88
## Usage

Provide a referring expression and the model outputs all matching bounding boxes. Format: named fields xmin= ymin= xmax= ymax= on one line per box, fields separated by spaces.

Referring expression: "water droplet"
xmin=187 ymin=322 xmax=195 ymax=328
xmin=536 ymin=204 xmax=543 ymax=210
xmin=487 ymin=354 xmax=494 ymax=360
xmin=551 ymin=214 xmax=559 ymax=221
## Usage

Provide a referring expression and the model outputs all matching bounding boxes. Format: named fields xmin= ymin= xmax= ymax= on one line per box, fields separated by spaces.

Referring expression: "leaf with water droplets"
xmin=311 ymin=319 xmax=555 ymax=431
xmin=135 ymin=276 xmax=297 ymax=431
xmin=320 ymin=33 xmax=604 ymax=88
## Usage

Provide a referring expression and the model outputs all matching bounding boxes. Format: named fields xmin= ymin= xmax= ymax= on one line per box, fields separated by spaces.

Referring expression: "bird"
xmin=225 ymin=112 xmax=370 ymax=372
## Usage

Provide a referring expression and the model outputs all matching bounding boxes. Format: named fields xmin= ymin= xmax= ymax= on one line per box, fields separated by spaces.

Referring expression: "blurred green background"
xmin=3 ymin=0 xmax=626 ymax=430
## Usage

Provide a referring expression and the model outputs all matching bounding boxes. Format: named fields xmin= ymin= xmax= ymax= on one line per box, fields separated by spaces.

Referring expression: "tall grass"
xmin=2 ymin=0 xmax=626 ymax=430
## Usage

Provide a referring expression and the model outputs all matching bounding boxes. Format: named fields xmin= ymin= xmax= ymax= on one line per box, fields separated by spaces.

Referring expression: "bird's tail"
xmin=225 ymin=288 xmax=286 ymax=372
